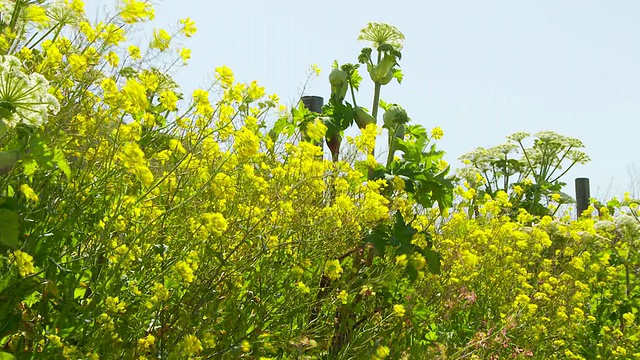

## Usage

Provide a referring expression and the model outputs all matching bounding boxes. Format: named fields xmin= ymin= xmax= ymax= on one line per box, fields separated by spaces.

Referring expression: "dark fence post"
xmin=301 ymin=96 xmax=324 ymax=158
xmin=575 ymin=178 xmax=590 ymax=217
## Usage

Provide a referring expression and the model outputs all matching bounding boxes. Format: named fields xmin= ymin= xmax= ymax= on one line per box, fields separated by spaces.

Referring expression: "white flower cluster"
xmin=0 ymin=0 xmax=14 ymax=25
xmin=594 ymin=214 xmax=640 ymax=236
xmin=46 ymin=0 xmax=83 ymax=25
xmin=0 ymin=55 xmax=60 ymax=127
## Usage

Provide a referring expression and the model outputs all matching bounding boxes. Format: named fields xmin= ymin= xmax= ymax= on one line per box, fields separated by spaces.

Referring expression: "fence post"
xmin=301 ymin=96 xmax=324 ymax=159
xmin=575 ymin=178 xmax=590 ymax=217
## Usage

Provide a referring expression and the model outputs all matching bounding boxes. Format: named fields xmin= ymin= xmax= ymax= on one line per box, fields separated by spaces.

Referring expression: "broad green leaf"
xmin=424 ymin=249 xmax=441 ymax=275
xmin=0 ymin=209 xmax=19 ymax=249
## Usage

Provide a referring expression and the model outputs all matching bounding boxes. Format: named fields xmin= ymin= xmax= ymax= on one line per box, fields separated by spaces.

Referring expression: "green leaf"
xmin=390 ymin=212 xmax=416 ymax=250
xmin=424 ymin=249 xmax=441 ymax=275
xmin=0 ymin=120 xmax=7 ymax=137
xmin=392 ymin=68 xmax=403 ymax=84
xmin=245 ymin=324 xmax=255 ymax=335
xmin=0 ymin=209 xmax=19 ymax=249
xmin=350 ymin=69 xmax=363 ymax=91
xmin=0 ymin=150 xmax=19 ymax=175
xmin=379 ymin=99 xmax=391 ymax=111
xmin=53 ymin=148 xmax=71 ymax=180
xmin=363 ymin=226 xmax=389 ymax=256
xmin=21 ymin=158 xmax=38 ymax=178
xmin=270 ymin=116 xmax=289 ymax=139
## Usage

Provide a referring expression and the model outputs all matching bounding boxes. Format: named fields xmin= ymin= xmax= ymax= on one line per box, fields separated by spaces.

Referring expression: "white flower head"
xmin=358 ymin=22 xmax=405 ymax=50
xmin=0 ymin=55 xmax=60 ymax=127
xmin=615 ymin=214 xmax=640 ymax=234
xmin=507 ymin=131 xmax=530 ymax=143
xmin=0 ymin=0 xmax=14 ymax=25
xmin=594 ymin=220 xmax=615 ymax=232
xmin=46 ymin=0 xmax=84 ymax=25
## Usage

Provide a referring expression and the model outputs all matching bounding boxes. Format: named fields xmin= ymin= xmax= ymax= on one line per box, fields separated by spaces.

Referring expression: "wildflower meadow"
xmin=0 ymin=1 xmax=638 ymax=359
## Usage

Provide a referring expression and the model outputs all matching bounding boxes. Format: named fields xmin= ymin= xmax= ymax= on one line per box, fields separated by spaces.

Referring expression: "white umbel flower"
xmin=0 ymin=55 xmax=60 ymax=127
xmin=0 ymin=0 xmax=14 ymax=25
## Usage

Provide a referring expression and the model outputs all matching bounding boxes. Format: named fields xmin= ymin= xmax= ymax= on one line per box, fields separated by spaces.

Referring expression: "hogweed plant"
xmin=268 ymin=21 xmax=454 ymax=357
xmin=458 ymin=130 xmax=590 ymax=220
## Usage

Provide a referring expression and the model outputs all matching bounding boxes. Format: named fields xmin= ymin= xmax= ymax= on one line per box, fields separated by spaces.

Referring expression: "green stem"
xmin=385 ymin=126 xmax=396 ymax=168
xmin=518 ymin=141 xmax=535 ymax=180
xmin=349 ymin=78 xmax=358 ymax=108
xmin=549 ymin=160 xmax=579 ymax=184
xmin=546 ymin=146 xmax=573 ymax=181
xmin=503 ymin=153 xmax=508 ymax=191
xmin=367 ymin=51 xmax=383 ymax=180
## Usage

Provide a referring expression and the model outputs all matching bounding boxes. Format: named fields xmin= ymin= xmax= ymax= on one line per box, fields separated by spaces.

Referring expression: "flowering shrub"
xmin=0 ymin=1 xmax=638 ymax=359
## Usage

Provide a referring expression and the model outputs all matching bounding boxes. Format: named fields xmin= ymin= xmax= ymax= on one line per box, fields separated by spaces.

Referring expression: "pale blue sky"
xmin=89 ymin=1 xmax=640 ymax=200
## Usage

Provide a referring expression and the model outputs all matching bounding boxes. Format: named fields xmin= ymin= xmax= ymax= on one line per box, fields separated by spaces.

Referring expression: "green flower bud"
xmin=383 ymin=105 xmax=408 ymax=129
xmin=354 ymin=106 xmax=376 ymax=129
xmin=329 ymin=68 xmax=348 ymax=102
xmin=369 ymin=56 xmax=395 ymax=84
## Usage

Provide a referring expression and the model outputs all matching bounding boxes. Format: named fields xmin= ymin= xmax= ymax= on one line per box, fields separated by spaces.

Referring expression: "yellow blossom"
xmin=68 ymin=54 xmax=87 ymax=76
xmin=324 ymin=259 xmax=343 ymax=280
xmin=128 ymin=45 xmax=142 ymax=60
xmin=393 ymin=304 xmax=406 ymax=317
xmin=179 ymin=48 xmax=191 ymax=64
xmin=106 ymin=51 xmax=119 ymax=67
xmin=431 ymin=126 xmax=444 ymax=140
xmin=179 ymin=18 xmax=197 ymax=37
xmin=373 ymin=346 xmax=390 ymax=359
xmin=215 ymin=66 xmax=234 ymax=87
xmin=179 ymin=334 xmax=203 ymax=356
xmin=20 ymin=184 xmax=39 ymax=202
xmin=150 ymin=29 xmax=171 ymax=51
xmin=159 ymin=90 xmax=179 ymax=111
xmin=119 ymin=0 xmax=155 ymax=24
xmin=25 ymin=5 xmax=49 ymax=25
xmin=337 ymin=290 xmax=348 ymax=304
xmin=10 ymin=250 xmax=36 ymax=277
xmin=234 ymin=127 xmax=260 ymax=158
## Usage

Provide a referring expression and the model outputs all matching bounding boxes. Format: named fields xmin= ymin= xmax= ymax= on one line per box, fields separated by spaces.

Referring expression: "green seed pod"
xmin=354 ymin=107 xmax=376 ymax=129
xmin=383 ymin=105 xmax=408 ymax=129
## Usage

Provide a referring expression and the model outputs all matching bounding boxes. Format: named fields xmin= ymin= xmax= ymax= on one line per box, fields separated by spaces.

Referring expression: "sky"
xmin=88 ymin=0 xmax=640 ymax=201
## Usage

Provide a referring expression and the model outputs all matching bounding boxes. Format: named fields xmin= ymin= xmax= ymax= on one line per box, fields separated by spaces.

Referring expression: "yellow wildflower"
xmin=373 ymin=346 xmax=390 ymax=359
xmin=179 ymin=48 xmax=191 ymax=64
xmin=393 ymin=304 xmax=406 ymax=317
xmin=119 ymin=0 xmax=155 ymax=24
xmin=20 ymin=184 xmax=39 ymax=202
xmin=215 ymin=66 xmax=234 ymax=87
xmin=324 ymin=259 xmax=343 ymax=280
xmin=10 ymin=250 xmax=36 ymax=277
xmin=179 ymin=18 xmax=197 ymax=37
xmin=150 ymin=29 xmax=171 ymax=51
xmin=431 ymin=126 xmax=444 ymax=140
xmin=159 ymin=90 xmax=179 ymax=111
